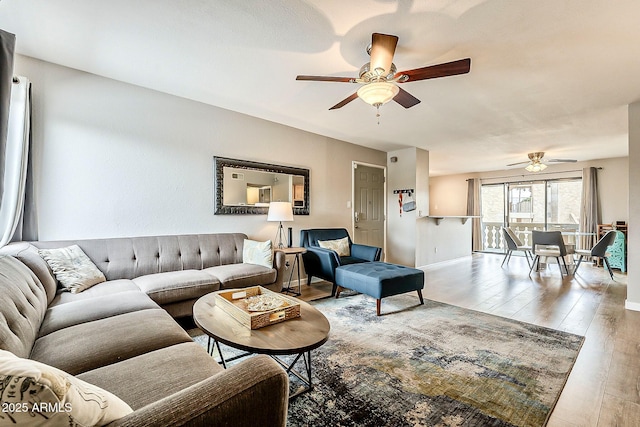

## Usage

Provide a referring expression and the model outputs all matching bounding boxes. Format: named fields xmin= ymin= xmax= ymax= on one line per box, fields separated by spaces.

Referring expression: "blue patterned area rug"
xmin=193 ymin=292 xmax=583 ymax=427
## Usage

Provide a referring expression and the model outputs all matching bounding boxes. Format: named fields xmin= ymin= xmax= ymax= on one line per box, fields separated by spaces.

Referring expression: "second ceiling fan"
xmin=296 ymin=33 xmax=471 ymax=118
xmin=507 ymin=152 xmax=577 ymax=172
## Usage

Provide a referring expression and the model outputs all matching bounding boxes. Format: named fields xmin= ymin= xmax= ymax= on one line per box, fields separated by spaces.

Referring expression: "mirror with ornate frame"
xmin=213 ymin=156 xmax=310 ymax=215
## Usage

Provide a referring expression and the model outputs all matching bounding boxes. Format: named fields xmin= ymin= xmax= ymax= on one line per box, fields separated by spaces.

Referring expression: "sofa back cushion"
xmin=0 ymin=255 xmax=48 ymax=358
xmin=30 ymin=233 xmax=248 ymax=281
xmin=0 ymin=242 xmax=58 ymax=304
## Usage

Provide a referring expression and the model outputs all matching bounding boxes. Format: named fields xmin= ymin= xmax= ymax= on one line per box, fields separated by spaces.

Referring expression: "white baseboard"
xmin=625 ymin=299 xmax=640 ymax=312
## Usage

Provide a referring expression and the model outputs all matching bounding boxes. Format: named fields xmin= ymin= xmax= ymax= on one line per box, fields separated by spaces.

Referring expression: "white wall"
xmin=15 ymin=55 xmax=386 ymax=244
xmin=417 ymin=219 xmax=472 ymax=266
xmin=627 ymin=103 xmax=640 ymax=310
xmin=386 ymin=147 xmax=430 ymax=267
xmin=386 ymin=148 xmax=417 ymax=266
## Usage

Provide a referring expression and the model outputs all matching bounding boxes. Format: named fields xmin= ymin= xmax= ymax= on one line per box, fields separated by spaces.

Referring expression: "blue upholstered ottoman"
xmin=334 ymin=261 xmax=424 ymax=315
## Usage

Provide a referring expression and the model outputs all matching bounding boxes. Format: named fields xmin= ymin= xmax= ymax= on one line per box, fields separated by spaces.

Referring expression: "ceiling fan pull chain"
xmin=376 ymin=104 xmax=381 ymax=124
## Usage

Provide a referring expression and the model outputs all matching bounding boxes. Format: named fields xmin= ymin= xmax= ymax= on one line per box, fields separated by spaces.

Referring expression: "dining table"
xmin=517 ymin=230 xmax=597 ymax=274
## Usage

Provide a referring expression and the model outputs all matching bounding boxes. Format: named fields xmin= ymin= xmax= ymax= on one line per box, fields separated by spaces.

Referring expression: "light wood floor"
xmin=295 ymin=253 xmax=640 ymax=426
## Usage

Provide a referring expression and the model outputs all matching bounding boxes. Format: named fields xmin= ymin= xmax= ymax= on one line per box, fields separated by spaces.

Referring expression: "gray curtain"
xmin=579 ymin=167 xmax=600 ymax=250
xmin=0 ymin=29 xmax=16 ymax=201
xmin=467 ymin=178 xmax=482 ymax=251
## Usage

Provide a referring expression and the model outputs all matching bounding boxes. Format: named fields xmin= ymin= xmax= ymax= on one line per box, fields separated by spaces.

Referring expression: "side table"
xmin=277 ymin=247 xmax=306 ymax=296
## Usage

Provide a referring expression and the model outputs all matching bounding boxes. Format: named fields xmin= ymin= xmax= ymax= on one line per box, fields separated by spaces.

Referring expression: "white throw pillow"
xmin=38 ymin=245 xmax=106 ymax=293
xmin=0 ymin=349 xmax=133 ymax=426
xmin=318 ymin=237 xmax=351 ymax=257
xmin=243 ymin=239 xmax=273 ymax=269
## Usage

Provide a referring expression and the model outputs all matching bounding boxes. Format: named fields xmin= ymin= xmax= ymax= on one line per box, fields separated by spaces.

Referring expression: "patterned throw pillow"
xmin=0 ymin=349 xmax=133 ymax=426
xmin=243 ymin=239 xmax=273 ymax=269
xmin=318 ymin=237 xmax=351 ymax=257
xmin=38 ymin=245 xmax=106 ymax=293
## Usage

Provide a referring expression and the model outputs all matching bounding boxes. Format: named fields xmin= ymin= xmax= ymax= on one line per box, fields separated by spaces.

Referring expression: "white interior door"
xmin=353 ymin=163 xmax=386 ymax=254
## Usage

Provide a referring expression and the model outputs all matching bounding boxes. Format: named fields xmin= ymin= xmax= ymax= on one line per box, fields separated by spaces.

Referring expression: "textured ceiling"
xmin=1 ymin=0 xmax=637 ymax=175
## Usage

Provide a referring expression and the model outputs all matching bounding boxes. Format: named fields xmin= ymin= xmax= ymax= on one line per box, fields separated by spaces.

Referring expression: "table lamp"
xmin=267 ymin=202 xmax=293 ymax=248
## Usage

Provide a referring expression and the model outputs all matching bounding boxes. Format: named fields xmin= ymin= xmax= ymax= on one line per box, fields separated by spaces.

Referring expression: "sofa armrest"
xmin=108 ymin=355 xmax=289 ymax=427
xmin=351 ymin=243 xmax=381 ymax=262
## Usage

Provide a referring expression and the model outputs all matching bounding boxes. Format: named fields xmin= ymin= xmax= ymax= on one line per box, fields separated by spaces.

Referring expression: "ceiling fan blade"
xmin=370 ymin=33 xmax=398 ymax=76
xmin=393 ymin=87 xmax=421 ymax=108
xmin=329 ymin=92 xmax=359 ymax=110
xmin=547 ymin=159 xmax=578 ymax=163
xmin=506 ymin=161 xmax=532 ymax=166
xmin=396 ymin=58 xmax=471 ymax=83
xmin=296 ymin=75 xmax=355 ymax=83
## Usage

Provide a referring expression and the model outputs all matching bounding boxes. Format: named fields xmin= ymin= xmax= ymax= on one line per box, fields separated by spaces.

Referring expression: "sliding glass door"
xmin=506 ymin=182 xmax=545 ymax=248
xmin=480 ymin=184 xmax=505 ymax=253
xmin=480 ymin=178 xmax=582 ymax=252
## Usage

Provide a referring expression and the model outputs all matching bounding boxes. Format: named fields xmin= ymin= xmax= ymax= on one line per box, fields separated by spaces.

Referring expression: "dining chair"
xmin=529 ymin=230 xmax=569 ymax=277
xmin=501 ymin=227 xmax=532 ymax=267
xmin=573 ymin=230 xmax=618 ymax=279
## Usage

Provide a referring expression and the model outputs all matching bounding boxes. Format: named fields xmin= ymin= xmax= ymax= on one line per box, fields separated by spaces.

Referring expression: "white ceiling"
xmin=1 ymin=0 xmax=638 ymax=175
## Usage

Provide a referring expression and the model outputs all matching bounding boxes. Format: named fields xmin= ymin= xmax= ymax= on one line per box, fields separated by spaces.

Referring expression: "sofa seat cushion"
xmin=50 ymin=279 xmax=140 ymax=306
xmin=340 ymin=256 xmax=367 ymax=266
xmin=77 ymin=342 xmax=223 ymax=410
xmin=30 ymin=309 xmax=192 ymax=375
xmin=39 ymin=291 xmax=159 ymax=338
xmin=204 ymin=264 xmax=277 ymax=289
xmin=132 ymin=270 xmax=220 ymax=305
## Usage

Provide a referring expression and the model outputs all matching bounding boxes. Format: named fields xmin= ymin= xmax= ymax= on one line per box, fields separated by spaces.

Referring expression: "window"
xmin=509 ymin=185 xmax=533 ymax=218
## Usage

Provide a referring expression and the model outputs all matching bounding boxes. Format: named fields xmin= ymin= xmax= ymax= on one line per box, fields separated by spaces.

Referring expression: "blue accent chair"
xmin=300 ymin=228 xmax=382 ymax=296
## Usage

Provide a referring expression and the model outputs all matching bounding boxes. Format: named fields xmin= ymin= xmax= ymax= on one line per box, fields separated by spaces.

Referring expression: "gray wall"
xmin=15 ymin=55 xmax=386 ymax=244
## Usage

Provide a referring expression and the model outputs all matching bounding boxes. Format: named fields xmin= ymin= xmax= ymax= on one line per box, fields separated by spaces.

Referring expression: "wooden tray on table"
xmin=213 ymin=286 xmax=300 ymax=329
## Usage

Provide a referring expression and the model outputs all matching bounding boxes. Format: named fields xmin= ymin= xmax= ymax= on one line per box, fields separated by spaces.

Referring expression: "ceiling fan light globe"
xmin=357 ymin=82 xmax=399 ymax=106
xmin=525 ymin=162 xmax=547 ymax=172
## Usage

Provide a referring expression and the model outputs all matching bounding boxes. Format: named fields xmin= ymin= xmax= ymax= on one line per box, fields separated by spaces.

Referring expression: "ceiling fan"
xmin=507 ymin=152 xmax=577 ymax=172
xmin=296 ymin=33 xmax=471 ymax=120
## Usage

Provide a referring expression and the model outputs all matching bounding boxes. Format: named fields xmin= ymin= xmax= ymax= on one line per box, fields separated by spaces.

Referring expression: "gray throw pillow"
xmin=38 ymin=245 xmax=106 ymax=293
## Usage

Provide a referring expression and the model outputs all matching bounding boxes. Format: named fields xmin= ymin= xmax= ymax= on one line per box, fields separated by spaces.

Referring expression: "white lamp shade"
xmin=357 ymin=82 xmax=399 ymax=106
xmin=267 ymin=202 xmax=293 ymax=222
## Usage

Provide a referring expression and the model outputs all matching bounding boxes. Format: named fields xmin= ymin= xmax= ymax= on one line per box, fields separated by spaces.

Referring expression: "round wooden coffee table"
xmin=193 ymin=291 xmax=330 ymax=398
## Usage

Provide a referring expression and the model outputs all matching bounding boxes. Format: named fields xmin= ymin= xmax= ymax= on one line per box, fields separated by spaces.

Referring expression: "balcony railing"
xmin=482 ymin=222 xmax=580 ymax=251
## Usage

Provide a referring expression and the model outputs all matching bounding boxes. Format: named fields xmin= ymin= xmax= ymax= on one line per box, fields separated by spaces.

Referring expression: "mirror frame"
xmin=213 ymin=156 xmax=310 ymax=215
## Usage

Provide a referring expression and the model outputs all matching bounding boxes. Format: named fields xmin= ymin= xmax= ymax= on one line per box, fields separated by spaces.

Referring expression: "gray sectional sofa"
xmin=0 ymin=233 xmax=290 ymax=426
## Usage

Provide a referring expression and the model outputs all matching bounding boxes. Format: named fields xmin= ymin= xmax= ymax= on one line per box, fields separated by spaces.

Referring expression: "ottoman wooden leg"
xmin=335 ymin=286 xmax=343 ymax=299
xmin=417 ymin=289 xmax=424 ymax=305
xmin=376 ymin=299 xmax=381 ymax=316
